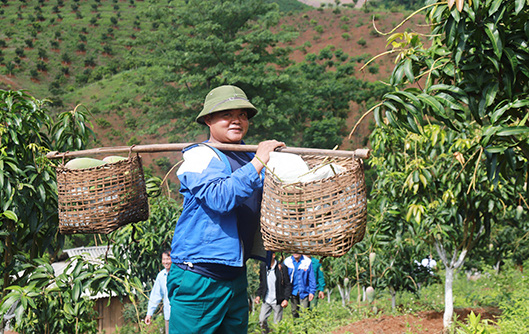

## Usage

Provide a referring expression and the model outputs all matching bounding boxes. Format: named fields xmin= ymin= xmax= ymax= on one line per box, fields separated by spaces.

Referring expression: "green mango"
xmin=65 ymin=157 xmax=106 ymax=169
xmin=102 ymin=155 xmax=128 ymax=163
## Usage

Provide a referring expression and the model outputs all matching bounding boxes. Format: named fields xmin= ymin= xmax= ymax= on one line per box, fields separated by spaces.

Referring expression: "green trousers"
xmin=167 ymin=265 xmax=249 ymax=334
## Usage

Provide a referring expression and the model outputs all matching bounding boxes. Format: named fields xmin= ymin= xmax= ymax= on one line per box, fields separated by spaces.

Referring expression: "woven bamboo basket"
xmin=260 ymin=155 xmax=367 ymax=257
xmin=56 ymin=154 xmax=149 ymax=234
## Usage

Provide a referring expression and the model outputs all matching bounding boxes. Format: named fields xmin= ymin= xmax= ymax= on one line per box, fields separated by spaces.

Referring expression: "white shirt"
xmin=264 ymin=262 xmax=277 ymax=305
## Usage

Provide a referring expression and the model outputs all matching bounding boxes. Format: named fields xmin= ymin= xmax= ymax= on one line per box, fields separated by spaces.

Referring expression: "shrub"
xmin=29 ymin=69 xmax=39 ymax=79
xmin=367 ymin=64 xmax=379 ymax=74
xmin=125 ymin=116 xmax=137 ymax=130
xmin=95 ymin=118 xmax=111 ymax=129
xmin=341 ymin=33 xmax=351 ymax=41
xmin=127 ymin=136 xmax=141 ymax=146
xmin=15 ymin=47 xmax=25 ymax=57
xmin=357 ymin=37 xmax=366 ymax=47
xmin=314 ymin=25 xmax=324 ymax=34
xmin=154 ymin=157 xmax=172 ymax=173
xmin=36 ymin=61 xmax=47 ymax=72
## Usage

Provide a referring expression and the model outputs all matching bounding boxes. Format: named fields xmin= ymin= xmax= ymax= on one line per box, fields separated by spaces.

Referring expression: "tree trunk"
xmin=443 ymin=266 xmax=455 ymax=329
xmin=337 ymin=284 xmax=346 ymax=307
xmin=362 ymin=286 xmax=366 ymax=302
xmin=435 ymin=239 xmax=469 ymax=330
xmin=326 ymin=288 xmax=333 ymax=303
xmin=389 ymin=286 xmax=396 ymax=311
xmin=493 ymin=260 xmax=501 ymax=275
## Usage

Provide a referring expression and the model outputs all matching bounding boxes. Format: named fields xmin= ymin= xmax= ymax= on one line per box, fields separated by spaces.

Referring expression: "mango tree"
xmin=0 ymin=90 xmax=146 ymax=333
xmin=366 ymin=0 xmax=529 ymax=328
xmin=368 ymin=122 xmax=521 ymax=328
xmin=0 ymin=90 xmax=91 ymax=331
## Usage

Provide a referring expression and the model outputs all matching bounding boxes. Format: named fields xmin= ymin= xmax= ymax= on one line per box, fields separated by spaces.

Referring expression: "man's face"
xmin=161 ymin=253 xmax=172 ymax=271
xmin=293 ymin=253 xmax=301 ymax=261
xmin=204 ymin=109 xmax=249 ymax=144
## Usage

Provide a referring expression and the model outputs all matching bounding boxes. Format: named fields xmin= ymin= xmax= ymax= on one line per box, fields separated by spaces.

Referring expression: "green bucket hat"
xmin=196 ymin=85 xmax=258 ymax=125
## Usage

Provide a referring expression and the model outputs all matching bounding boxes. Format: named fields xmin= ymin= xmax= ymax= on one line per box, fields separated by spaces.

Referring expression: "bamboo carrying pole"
xmin=46 ymin=143 xmax=370 ymax=160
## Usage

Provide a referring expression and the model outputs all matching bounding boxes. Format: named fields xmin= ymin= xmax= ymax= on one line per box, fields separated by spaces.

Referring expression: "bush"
xmin=125 ymin=116 xmax=137 ymax=130
xmin=95 ymin=118 xmax=111 ymax=129
xmin=127 ymin=135 xmax=141 ymax=146
xmin=367 ymin=64 xmax=379 ymax=74
xmin=154 ymin=157 xmax=172 ymax=173
xmin=357 ymin=37 xmax=367 ymax=47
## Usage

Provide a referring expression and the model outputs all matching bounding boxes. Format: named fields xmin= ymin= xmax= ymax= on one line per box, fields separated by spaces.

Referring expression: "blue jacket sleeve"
xmin=308 ymin=263 xmax=317 ymax=295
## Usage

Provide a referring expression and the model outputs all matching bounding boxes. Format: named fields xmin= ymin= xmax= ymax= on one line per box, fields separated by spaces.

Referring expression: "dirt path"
xmin=333 ymin=307 xmax=501 ymax=334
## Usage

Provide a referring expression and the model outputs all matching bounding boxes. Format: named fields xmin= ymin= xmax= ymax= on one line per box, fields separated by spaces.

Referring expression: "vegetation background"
xmin=1 ymin=0 xmax=529 ymax=333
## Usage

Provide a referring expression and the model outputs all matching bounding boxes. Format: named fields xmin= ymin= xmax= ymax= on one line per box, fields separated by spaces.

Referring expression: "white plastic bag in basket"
xmin=266 ymin=152 xmax=309 ymax=183
xmin=298 ymin=163 xmax=346 ymax=183
xmin=266 ymin=152 xmax=346 ymax=184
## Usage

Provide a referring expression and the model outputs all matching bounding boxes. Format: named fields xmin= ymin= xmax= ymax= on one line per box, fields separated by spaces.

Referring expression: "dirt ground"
xmin=333 ymin=307 xmax=502 ymax=334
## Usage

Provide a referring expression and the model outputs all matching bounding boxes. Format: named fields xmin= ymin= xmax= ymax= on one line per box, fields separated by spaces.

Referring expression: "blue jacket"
xmin=284 ymin=255 xmax=317 ymax=299
xmin=170 ymin=144 xmax=264 ymax=267
xmin=146 ymin=269 xmax=170 ymax=320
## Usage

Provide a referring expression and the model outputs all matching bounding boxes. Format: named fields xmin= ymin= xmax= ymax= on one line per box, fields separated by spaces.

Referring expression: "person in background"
xmin=167 ymin=85 xmax=285 ymax=333
xmin=307 ymin=255 xmax=326 ymax=308
xmin=284 ymin=253 xmax=316 ymax=318
xmin=145 ymin=250 xmax=172 ymax=334
xmin=254 ymin=253 xmax=292 ymax=333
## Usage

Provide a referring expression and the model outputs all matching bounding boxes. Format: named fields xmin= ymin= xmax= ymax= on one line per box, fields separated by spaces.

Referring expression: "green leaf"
xmin=374 ymin=106 xmax=383 ymax=126
xmin=484 ymin=23 xmax=502 ymax=58
xmin=72 ymin=280 xmax=82 ymax=302
xmin=403 ymin=58 xmax=414 ymax=83
xmin=496 ymin=126 xmax=529 ymax=136
xmin=482 ymin=82 xmax=499 ymax=108
xmin=485 ymin=146 xmax=507 ymax=154
xmin=488 ymin=0 xmax=503 ymax=16
xmin=503 ymin=48 xmax=518 ymax=74
xmin=2 ymin=210 xmax=18 ymax=221
xmin=514 ymin=0 xmax=525 ymax=14
xmin=417 ymin=94 xmax=444 ymax=116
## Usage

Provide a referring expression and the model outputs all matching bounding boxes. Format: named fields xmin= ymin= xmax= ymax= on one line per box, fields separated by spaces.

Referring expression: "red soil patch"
xmin=333 ymin=307 xmax=501 ymax=334
xmin=277 ymin=8 xmax=429 ymax=149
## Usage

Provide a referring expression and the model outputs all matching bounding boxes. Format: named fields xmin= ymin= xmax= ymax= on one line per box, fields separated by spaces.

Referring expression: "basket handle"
xmin=128 ymin=145 xmax=136 ymax=159
xmin=60 ymin=151 xmax=69 ymax=167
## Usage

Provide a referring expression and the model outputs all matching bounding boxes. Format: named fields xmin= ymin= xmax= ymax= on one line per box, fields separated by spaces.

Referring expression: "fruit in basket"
xmin=65 ymin=157 xmax=106 ymax=169
xmin=103 ymin=155 xmax=128 ymax=163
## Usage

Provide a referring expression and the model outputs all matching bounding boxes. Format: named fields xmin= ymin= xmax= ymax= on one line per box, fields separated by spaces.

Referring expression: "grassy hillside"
xmin=0 ymin=0 xmax=428 ymax=178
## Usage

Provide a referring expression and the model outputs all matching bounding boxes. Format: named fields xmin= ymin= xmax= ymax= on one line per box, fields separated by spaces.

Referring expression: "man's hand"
xmin=308 ymin=293 xmax=314 ymax=302
xmin=252 ymin=140 xmax=286 ymax=173
xmin=254 ymin=296 xmax=261 ymax=304
xmin=144 ymin=315 xmax=152 ymax=325
xmin=281 ymin=300 xmax=288 ymax=308
xmin=318 ymin=291 xmax=325 ymax=299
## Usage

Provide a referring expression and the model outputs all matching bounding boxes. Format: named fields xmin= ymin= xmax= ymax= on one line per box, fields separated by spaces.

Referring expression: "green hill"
xmin=0 ymin=0 xmax=427 ymax=177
